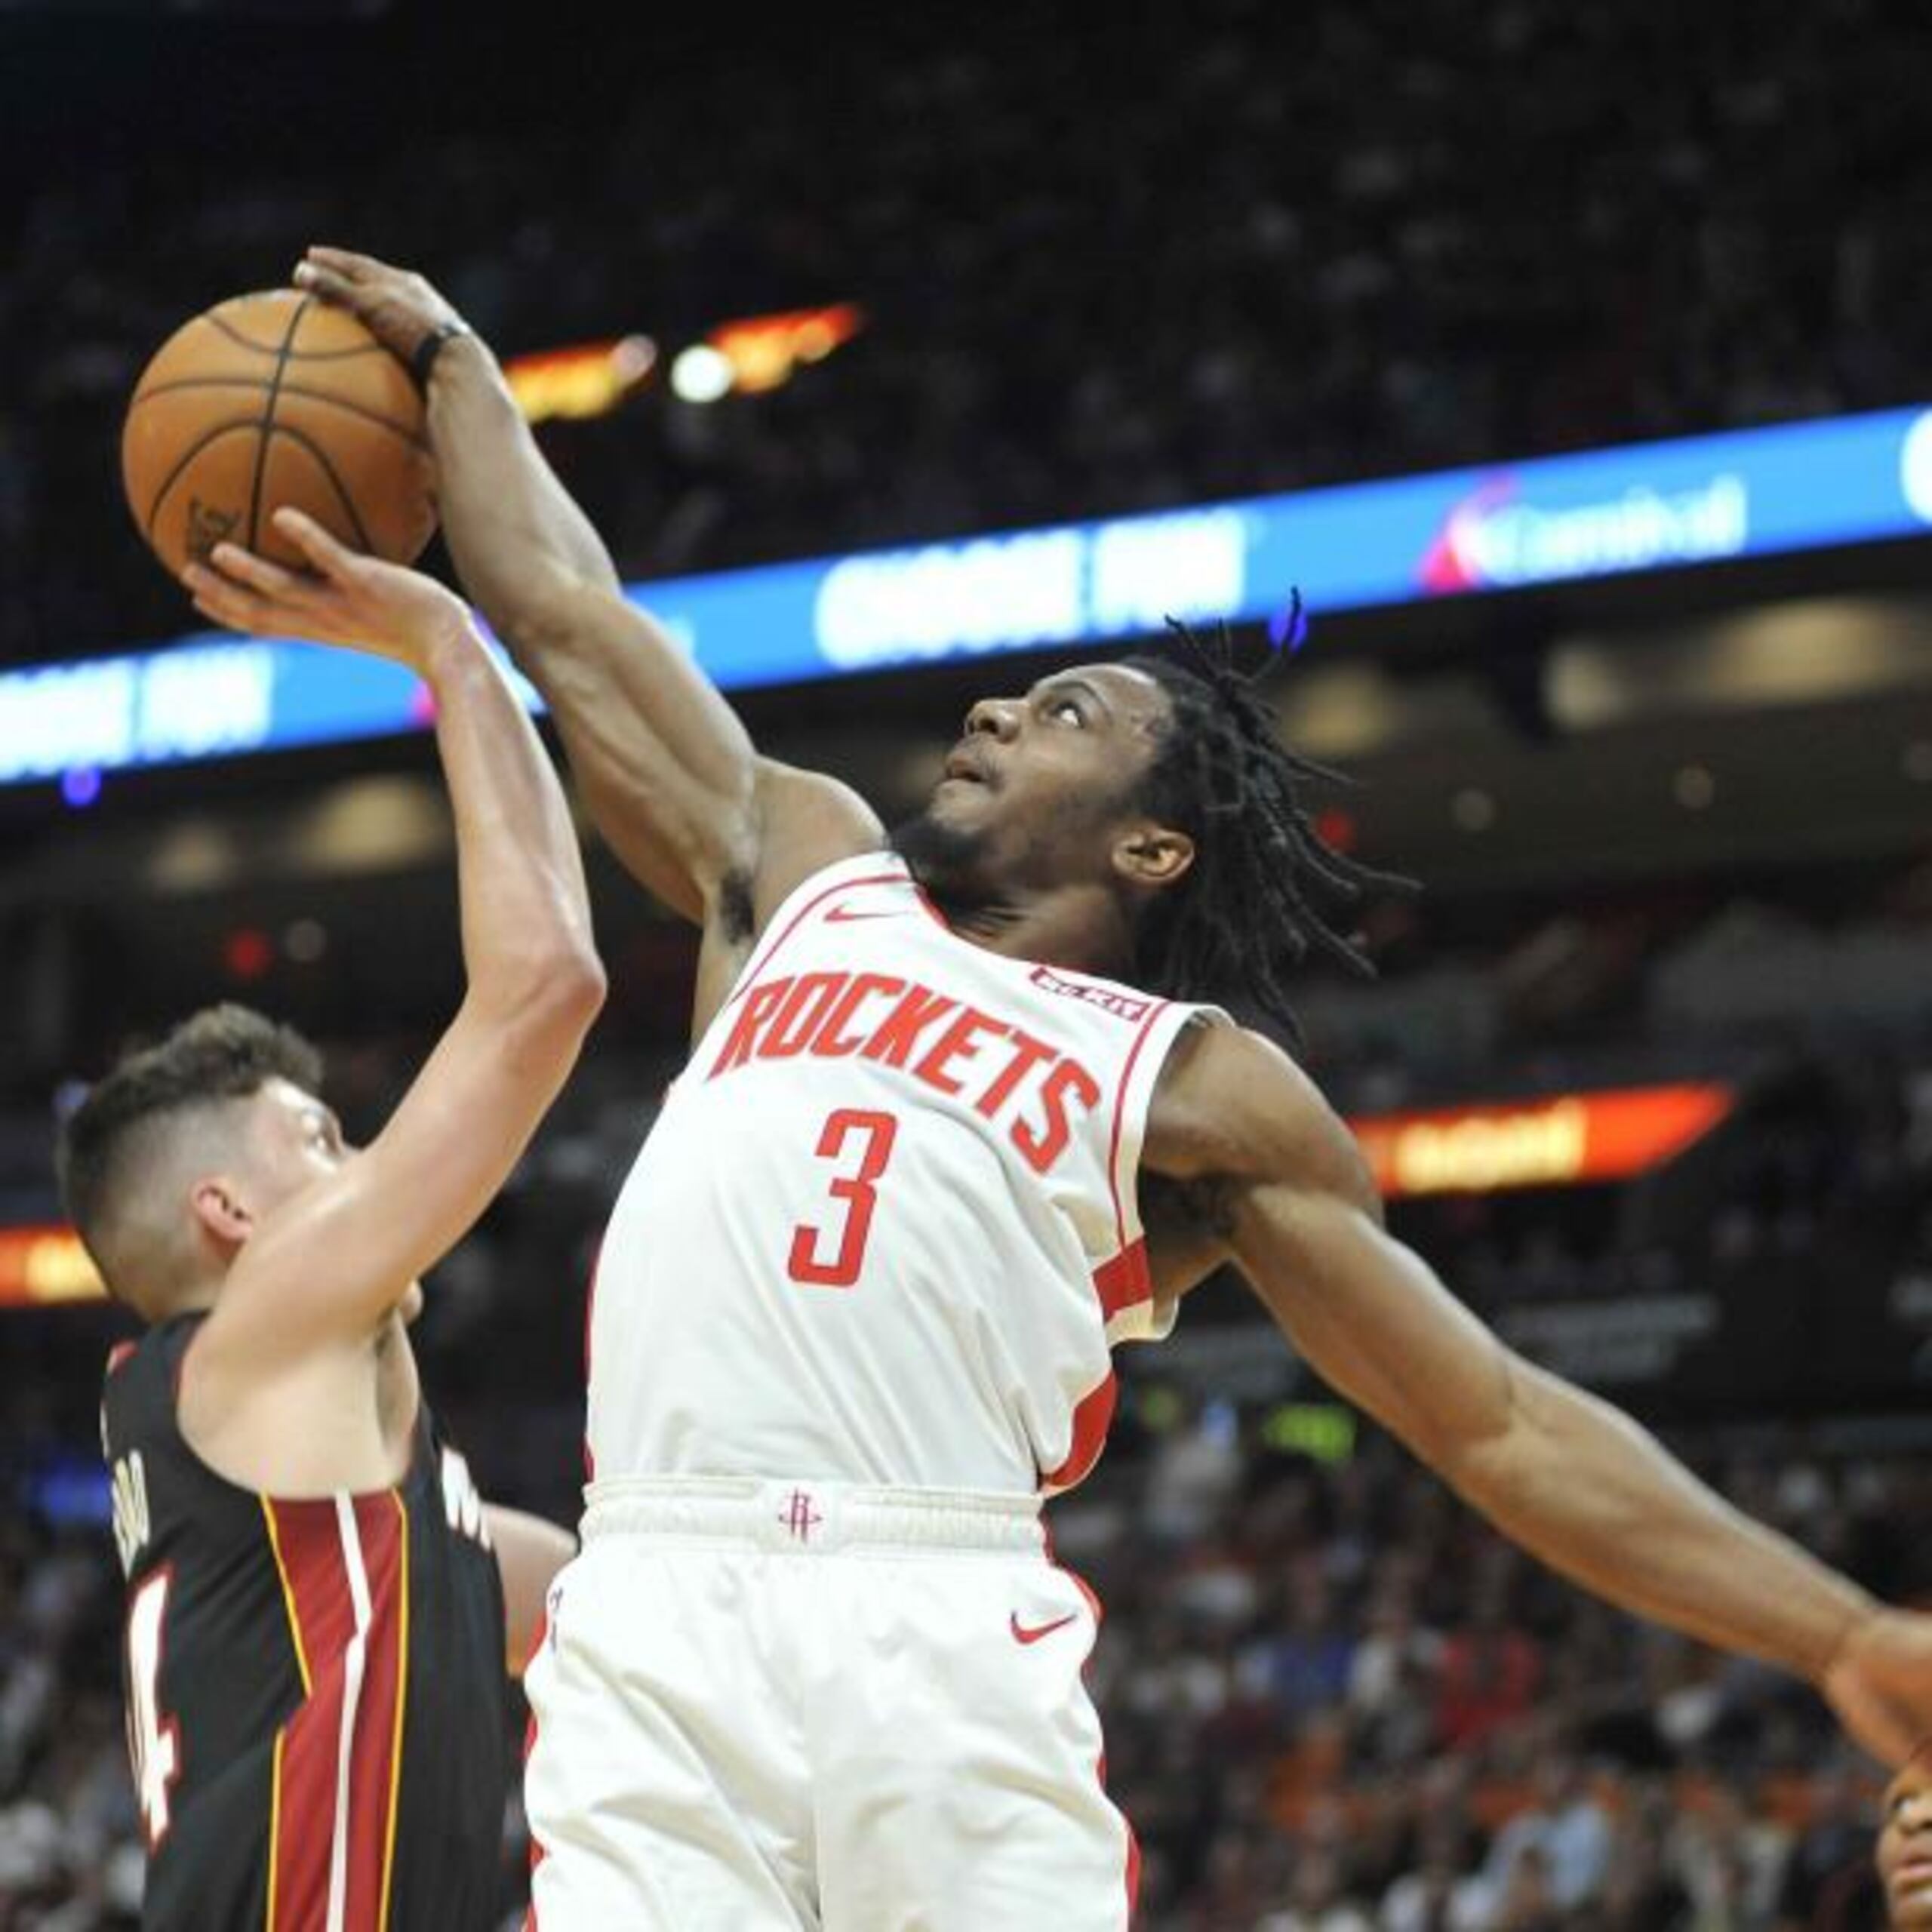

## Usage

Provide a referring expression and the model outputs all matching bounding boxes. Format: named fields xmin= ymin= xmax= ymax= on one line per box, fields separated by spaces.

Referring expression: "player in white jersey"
xmin=300 ymin=249 xmax=1932 ymax=1931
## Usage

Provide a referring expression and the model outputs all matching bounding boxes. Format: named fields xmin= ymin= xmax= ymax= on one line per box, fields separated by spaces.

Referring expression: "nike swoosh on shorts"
xmin=1010 ymin=1612 xmax=1079 ymax=1646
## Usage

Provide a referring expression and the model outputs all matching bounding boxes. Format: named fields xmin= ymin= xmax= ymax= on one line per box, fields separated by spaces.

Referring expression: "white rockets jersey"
xmin=587 ymin=851 xmax=1216 ymax=1498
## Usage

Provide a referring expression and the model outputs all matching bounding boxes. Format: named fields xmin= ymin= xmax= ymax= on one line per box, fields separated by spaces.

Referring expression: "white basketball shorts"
xmin=521 ymin=1476 xmax=1140 ymax=1930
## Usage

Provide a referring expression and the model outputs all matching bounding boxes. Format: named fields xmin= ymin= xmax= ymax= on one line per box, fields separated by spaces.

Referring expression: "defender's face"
xmin=1882 ymin=1761 xmax=1932 ymax=1926
xmin=916 ymin=662 xmax=1174 ymax=887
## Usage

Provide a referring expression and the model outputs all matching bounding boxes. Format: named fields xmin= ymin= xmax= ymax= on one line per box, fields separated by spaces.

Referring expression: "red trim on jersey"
xmin=1039 ymin=1532 xmax=1141 ymax=1923
xmin=582 ymin=1243 xmax=604 ymax=1484
xmin=521 ymin=1610 xmax=550 ymax=1932
xmin=1103 ymin=998 xmax=1171 ymax=1253
xmin=722 ymin=866 xmax=912 ymax=1011
xmin=1040 ymin=1369 xmax=1116 ymax=1493
xmin=1092 ymin=1241 xmax=1152 ymax=1325
xmin=106 ymin=1340 xmax=137 ymax=1377
xmin=1038 ymin=1002 xmax=1171 ymax=1502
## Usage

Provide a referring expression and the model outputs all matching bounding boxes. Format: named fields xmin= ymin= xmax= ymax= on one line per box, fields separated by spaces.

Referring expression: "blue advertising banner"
xmin=5 ymin=405 xmax=1930 ymax=787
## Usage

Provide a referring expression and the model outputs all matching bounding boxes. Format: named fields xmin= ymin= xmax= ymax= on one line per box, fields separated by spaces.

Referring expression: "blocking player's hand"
xmin=184 ymin=506 xmax=472 ymax=670
xmin=294 ymin=247 xmax=469 ymax=371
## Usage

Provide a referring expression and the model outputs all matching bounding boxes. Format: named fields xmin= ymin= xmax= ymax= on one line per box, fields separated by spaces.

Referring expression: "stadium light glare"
xmin=670 ymin=345 xmax=735 ymax=405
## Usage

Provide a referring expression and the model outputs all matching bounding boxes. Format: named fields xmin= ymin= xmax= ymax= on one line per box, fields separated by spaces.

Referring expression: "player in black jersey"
xmin=57 ymin=509 xmax=605 ymax=1932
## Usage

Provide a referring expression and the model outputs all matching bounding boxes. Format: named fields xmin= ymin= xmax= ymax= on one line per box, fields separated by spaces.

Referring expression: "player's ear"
xmin=1112 ymin=823 xmax=1195 ymax=890
xmin=188 ymin=1174 xmax=256 ymax=1249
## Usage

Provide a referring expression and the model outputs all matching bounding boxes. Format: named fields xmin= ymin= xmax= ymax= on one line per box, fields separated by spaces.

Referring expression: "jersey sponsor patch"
xmin=1028 ymin=964 xmax=1152 ymax=1023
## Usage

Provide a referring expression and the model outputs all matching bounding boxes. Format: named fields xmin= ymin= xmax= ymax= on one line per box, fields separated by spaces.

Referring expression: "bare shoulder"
xmin=685 ymin=761 xmax=888 ymax=1040
xmin=749 ymin=760 xmax=886 ymax=928
xmin=1145 ymin=1016 xmax=1376 ymax=1208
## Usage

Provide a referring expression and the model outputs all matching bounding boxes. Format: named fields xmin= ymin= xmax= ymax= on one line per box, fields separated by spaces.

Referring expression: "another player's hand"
xmin=1823 ymin=1607 xmax=1932 ymax=1770
xmin=184 ymin=506 xmax=472 ymax=672
xmin=293 ymin=247 xmax=468 ymax=371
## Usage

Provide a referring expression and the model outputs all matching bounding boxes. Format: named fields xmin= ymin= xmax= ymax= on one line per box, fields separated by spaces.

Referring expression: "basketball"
xmin=121 ymin=289 xmax=437 ymax=581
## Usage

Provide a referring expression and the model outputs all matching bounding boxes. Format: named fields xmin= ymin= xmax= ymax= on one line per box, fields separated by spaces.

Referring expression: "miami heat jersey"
xmin=100 ymin=1318 xmax=508 ymax=1932
xmin=589 ymin=851 xmax=1214 ymax=1496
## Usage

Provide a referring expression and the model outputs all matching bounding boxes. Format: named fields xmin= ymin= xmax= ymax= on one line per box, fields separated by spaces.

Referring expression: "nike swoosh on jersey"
xmin=824 ymin=903 xmax=911 ymax=922
xmin=1010 ymin=1611 xmax=1080 ymax=1645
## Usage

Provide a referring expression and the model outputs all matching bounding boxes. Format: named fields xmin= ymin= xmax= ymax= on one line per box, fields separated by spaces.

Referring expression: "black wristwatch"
xmin=410 ymin=320 xmax=472 ymax=388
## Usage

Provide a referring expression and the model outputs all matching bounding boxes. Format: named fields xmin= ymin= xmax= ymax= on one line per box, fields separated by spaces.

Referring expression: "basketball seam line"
xmin=248 ymin=298 xmax=311 ymax=552
xmin=128 ymin=379 xmax=428 ymax=451
xmin=199 ymin=309 xmax=390 ymax=361
xmin=272 ymin=422 xmax=377 ymax=555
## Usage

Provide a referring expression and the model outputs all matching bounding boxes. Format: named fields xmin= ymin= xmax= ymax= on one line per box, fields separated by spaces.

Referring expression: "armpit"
xmin=1141 ymin=1172 xmax=1239 ymax=1304
xmin=1142 ymin=1170 xmax=1238 ymax=1242
xmin=715 ymin=869 xmax=757 ymax=945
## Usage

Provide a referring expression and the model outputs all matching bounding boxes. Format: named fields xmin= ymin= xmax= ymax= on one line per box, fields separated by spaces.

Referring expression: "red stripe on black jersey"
xmin=345 ymin=1494 xmax=408 ymax=1932
xmin=263 ymin=1494 xmax=409 ymax=1932
xmin=266 ymin=1499 xmax=344 ymax=1930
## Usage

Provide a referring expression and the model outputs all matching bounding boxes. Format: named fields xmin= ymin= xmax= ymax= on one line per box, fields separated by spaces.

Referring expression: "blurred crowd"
xmin=4 ymin=964 xmax=1932 ymax=1924
xmin=1 ymin=1401 xmax=1920 ymax=1928
xmin=6 ymin=1 xmax=1932 ymax=1921
xmin=3 ymin=0 xmax=1930 ymax=666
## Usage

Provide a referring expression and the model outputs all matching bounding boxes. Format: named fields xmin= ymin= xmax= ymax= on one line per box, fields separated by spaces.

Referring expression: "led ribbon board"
xmin=5 ymin=407 xmax=1931 ymax=787
xmin=1350 ymin=1084 xmax=1735 ymax=1198
xmin=0 ymin=1083 xmax=1733 ymax=1307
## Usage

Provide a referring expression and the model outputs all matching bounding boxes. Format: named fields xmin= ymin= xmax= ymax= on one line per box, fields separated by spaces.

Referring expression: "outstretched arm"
xmin=1147 ymin=1020 xmax=1932 ymax=1767
xmin=291 ymin=248 xmax=880 ymax=976
xmin=183 ymin=512 xmax=604 ymax=1367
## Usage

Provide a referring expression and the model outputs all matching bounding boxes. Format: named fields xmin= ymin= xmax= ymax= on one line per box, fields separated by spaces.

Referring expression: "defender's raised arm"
xmin=292 ymin=248 xmax=879 ymax=985
xmin=1145 ymin=1019 xmax=1932 ymax=1770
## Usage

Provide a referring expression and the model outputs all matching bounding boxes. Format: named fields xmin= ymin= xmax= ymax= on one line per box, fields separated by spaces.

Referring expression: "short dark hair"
xmin=56 ymin=1004 xmax=322 ymax=1304
xmin=1122 ymin=623 xmax=1411 ymax=1040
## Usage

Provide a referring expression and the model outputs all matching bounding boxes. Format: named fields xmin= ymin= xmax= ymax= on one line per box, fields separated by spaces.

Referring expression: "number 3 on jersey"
xmin=788 ymin=1109 xmax=897 ymax=1289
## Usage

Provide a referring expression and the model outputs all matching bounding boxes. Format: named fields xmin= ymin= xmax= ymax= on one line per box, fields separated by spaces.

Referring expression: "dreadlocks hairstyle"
xmin=1121 ymin=611 xmax=1413 ymax=1041
xmin=55 ymin=1004 xmax=323 ymax=1306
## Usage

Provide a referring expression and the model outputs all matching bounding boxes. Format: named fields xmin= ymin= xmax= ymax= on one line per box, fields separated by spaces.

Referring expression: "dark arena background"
xmin=4 ymin=2 xmax=1932 ymax=1926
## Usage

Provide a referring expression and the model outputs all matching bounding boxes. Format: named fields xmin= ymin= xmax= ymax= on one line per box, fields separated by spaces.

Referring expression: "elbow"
xmin=485 ymin=941 xmax=607 ymax=1051
xmin=533 ymin=943 xmax=608 ymax=1034
xmin=1434 ymin=1350 xmax=1541 ymax=1503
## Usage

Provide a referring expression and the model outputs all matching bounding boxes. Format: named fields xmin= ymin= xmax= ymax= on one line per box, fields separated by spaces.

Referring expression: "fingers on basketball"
xmin=269 ymin=505 xmax=355 ymax=578
xmin=182 ymin=563 xmax=260 ymax=633
xmin=207 ymin=540 xmax=306 ymax=599
xmin=305 ymin=245 xmax=381 ymax=278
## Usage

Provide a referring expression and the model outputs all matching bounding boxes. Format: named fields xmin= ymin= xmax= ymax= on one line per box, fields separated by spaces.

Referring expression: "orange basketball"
xmin=122 ymin=289 xmax=437 ymax=581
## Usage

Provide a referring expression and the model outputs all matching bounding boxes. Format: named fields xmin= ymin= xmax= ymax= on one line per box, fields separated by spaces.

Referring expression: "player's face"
xmin=247 ymin=1078 xmax=355 ymax=1211
xmin=215 ymin=1081 xmax=425 ymax=1315
xmin=1881 ymin=1759 xmax=1932 ymax=1927
xmin=902 ymin=663 xmax=1175 ymax=894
